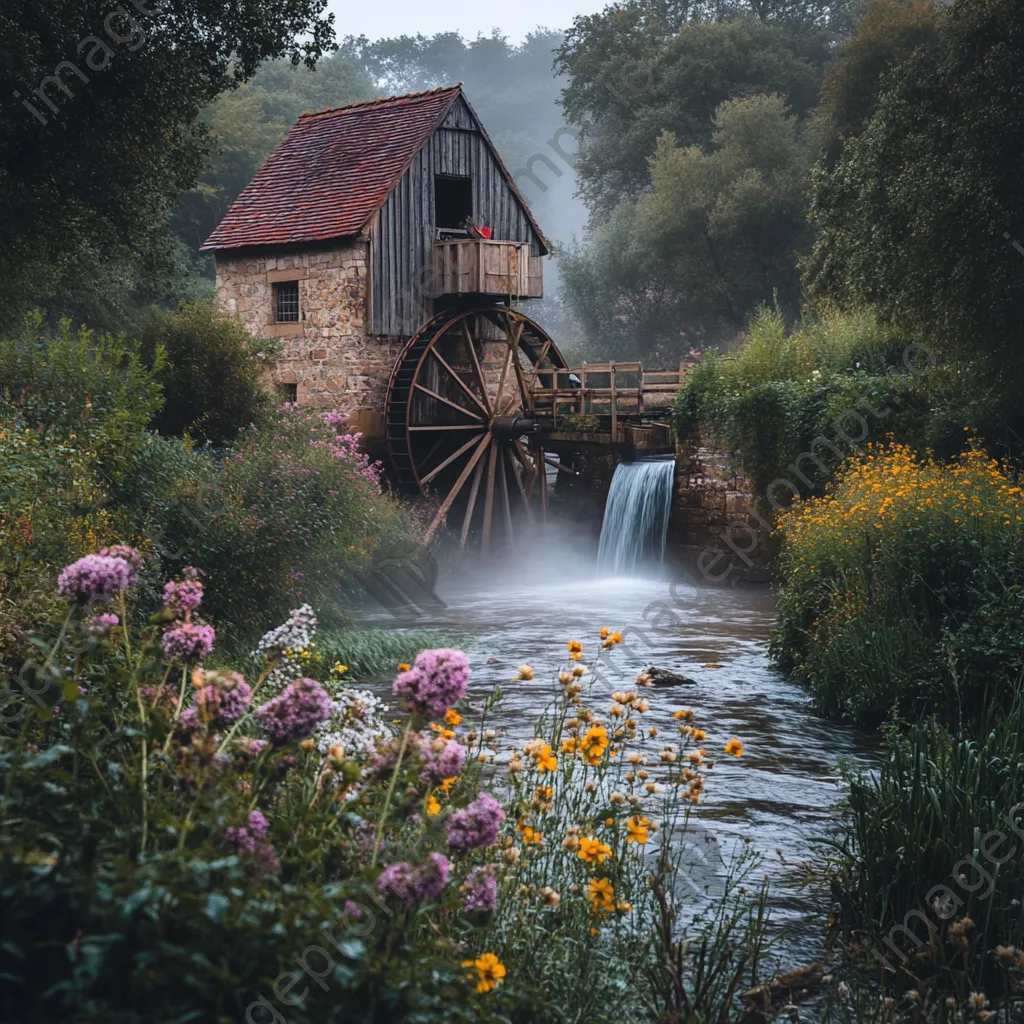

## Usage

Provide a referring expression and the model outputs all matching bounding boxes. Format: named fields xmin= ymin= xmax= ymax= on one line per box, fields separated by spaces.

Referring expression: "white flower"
xmin=316 ymin=686 xmax=390 ymax=763
xmin=254 ymin=604 xmax=318 ymax=696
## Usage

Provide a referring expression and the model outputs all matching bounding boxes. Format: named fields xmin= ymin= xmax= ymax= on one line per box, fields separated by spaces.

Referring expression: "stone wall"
xmin=668 ymin=431 xmax=772 ymax=582
xmin=214 ymin=240 xmax=401 ymax=445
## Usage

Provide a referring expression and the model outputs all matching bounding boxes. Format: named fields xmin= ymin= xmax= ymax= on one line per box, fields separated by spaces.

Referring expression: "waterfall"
xmin=596 ymin=457 xmax=675 ymax=575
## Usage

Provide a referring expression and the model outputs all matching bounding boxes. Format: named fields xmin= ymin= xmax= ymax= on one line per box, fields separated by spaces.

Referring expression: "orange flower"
xmin=462 ymin=952 xmax=506 ymax=993
xmin=626 ymin=816 xmax=650 ymax=845
xmin=444 ymin=708 xmax=462 ymax=726
xmin=577 ymin=836 xmax=613 ymax=864
xmin=724 ymin=738 xmax=744 ymax=757
xmin=567 ymin=640 xmax=583 ymax=656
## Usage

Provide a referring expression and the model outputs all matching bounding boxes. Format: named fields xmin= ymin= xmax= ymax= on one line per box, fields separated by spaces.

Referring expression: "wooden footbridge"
xmin=385 ymin=306 xmax=683 ymax=550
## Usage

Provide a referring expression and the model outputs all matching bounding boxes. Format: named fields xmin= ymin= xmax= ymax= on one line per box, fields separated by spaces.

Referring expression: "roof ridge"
xmin=299 ymin=83 xmax=462 ymax=120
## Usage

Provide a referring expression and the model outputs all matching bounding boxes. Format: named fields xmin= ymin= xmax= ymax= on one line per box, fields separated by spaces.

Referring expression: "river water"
xmin=362 ymin=561 xmax=876 ymax=966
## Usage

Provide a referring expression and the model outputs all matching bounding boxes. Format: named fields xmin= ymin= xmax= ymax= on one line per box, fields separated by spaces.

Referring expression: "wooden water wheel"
xmin=386 ymin=307 xmax=568 ymax=552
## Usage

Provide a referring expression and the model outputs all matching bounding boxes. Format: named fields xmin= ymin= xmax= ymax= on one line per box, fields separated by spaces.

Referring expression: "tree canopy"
xmin=0 ymin=0 xmax=336 ymax=328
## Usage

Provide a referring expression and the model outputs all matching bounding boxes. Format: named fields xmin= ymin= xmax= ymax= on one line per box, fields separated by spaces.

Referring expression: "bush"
xmin=673 ymin=307 xmax=930 ymax=507
xmin=822 ymin=707 xmax=1024 ymax=1017
xmin=0 ymin=557 xmax=767 ymax=1023
xmin=135 ymin=301 xmax=280 ymax=447
xmin=772 ymin=442 xmax=1024 ymax=724
xmin=151 ymin=405 xmax=417 ymax=640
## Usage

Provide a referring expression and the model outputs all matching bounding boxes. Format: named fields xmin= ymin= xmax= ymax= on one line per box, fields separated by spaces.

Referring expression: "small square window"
xmin=274 ymin=281 xmax=299 ymax=323
xmin=279 ymin=382 xmax=297 ymax=404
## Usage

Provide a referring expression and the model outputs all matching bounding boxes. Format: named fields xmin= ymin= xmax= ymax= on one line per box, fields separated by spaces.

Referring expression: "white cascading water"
xmin=596 ymin=457 xmax=676 ymax=575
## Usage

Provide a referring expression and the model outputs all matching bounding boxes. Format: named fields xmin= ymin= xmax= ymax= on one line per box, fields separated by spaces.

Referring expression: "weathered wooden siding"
xmin=370 ymin=95 xmax=545 ymax=338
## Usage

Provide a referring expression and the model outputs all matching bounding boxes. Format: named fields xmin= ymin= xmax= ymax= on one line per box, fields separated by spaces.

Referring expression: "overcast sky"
xmin=327 ymin=0 xmax=607 ymax=44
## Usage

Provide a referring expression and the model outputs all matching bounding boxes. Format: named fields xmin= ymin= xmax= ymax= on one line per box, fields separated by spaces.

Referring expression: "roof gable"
xmin=201 ymin=84 xmax=547 ymax=254
xmin=201 ymin=86 xmax=460 ymax=252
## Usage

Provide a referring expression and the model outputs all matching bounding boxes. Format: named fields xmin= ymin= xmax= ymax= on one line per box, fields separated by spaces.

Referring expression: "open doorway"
xmin=434 ymin=175 xmax=473 ymax=232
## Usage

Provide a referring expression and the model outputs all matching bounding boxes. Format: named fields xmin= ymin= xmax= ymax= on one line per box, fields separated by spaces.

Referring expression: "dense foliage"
xmin=562 ymin=95 xmax=812 ymax=358
xmin=0 ymin=0 xmax=335 ymax=330
xmin=672 ymin=307 xmax=929 ymax=502
xmin=0 ymin=315 xmax=417 ymax=655
xmin=135 ymin=301 xmax=280 ymax=447
xmin=772 ymin=444 xmax=1024 ymax=725
xmin=0 ymin=569 xmax=763 ymax=1022
xmin=807 ymin=0 xmax=1024 ymax=452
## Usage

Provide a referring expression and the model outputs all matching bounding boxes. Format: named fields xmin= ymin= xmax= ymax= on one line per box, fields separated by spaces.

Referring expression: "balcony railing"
xmin=432 ymin=239 xmax=543 ymax=299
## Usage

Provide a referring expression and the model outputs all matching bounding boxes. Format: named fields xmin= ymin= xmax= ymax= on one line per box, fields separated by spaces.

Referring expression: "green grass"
xmin=315 ymin=627 xmax=458 ymax=680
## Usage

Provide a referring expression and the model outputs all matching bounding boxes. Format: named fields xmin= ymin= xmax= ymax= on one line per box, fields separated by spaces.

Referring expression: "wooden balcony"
xmin=432 ymin=239 xmax=543 ymax=299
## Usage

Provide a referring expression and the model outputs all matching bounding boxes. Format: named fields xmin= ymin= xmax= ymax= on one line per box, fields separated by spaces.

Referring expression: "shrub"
xmin=135 ymin=300 xmax=280 ymax=447
xmin=0 ymin=556 xmax=767 ymax=1023
xmin=772 ymin=442 xmax=1024 ymax=724
xmin=673 ymin=307 xmax=930 ymax=506
xmin=152 ymin=405 xmax=417 ymax=639
xmin=821 ymin=706 xmax=1024 ymax=1017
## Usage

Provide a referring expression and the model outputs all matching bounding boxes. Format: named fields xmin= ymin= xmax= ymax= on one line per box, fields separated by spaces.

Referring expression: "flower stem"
xmin=370 ymin=718 xmax=413 ymax=869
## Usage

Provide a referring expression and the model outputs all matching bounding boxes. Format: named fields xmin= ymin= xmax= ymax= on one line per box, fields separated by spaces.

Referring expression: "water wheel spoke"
xmin=499 ymin=447 xmax=515 ymax=543
xmin=419 ymin=431 xmax=486 ymax=486
xmin=494 ymin=344 xmax=513 ymax=415
xmin=423 ymin=434 xmax=492 ymax=545
xmin=512 ymin=440 xmax=539 ymax=499
xmin=413 ymin=383 xmax=483 ymax=421
xmin=460 ymin=451 xmax=487 ymax=548
xmin=482 ymin=441 xmax=499 ymax=556
xmin=508 ymin=442 xmax=536 ymax=522
xmin=428 ymin=344 xmax=489 ymax=416
xmin=460 ymin=319 xmax=491 ymax=416
xmin=410 ymin=424 xmax=481 ymax=431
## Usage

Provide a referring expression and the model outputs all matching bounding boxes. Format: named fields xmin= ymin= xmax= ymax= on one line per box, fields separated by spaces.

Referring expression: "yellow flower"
xmin=517 ymin=664 xmax=535 ymax=681
xmin=520 ymin=825 xmax=543 ymax=845
xmin=438 ymin=776 xmax=458 ymax=792
xmin=426 ymin=794 xmax=441 ymax=815
xmin=462 ymin=952 xmax=506 ymax=993
xmin=601 ymin=631 xmax=623 ymax=649
xmin=724 ymin=738 xmax=744 ymax=757
xmin=530 ymin=742 xmax=557 ymax=773
xmin=579 ymin=725 xmax=609 ymax=765
xmin=332 ymin=662 xmax=349 ymax=674
xmin=398 ymin=663 xmax=410 ymax=672
xmin=567 ymin=640 xmax=583 ymax=655
xmin=600 ymin=626 xmax=611 ymax=639
xmin=444 ymin=708 xmax=462 ymax=726
xmin=626 ymin=816 xmax=650 ymax=845
xmin=672 ymin=709 xmax=695 ymax=721
xmin=577 ymin=836 xmax=613 ymax=864
xmin=588 ymin=877 xmax=615 ymax=915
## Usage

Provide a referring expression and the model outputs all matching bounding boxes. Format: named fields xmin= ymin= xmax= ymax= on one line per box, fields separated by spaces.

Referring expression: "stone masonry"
xmin=214 ymin=239 xmax=401 ymax=445
xmin=668 ymin=429 xmax=772 ymax=582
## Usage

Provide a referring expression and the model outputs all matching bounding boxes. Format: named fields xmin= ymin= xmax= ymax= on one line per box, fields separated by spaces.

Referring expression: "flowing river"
xmin=361 ymin=558 xmax=877 ymax=965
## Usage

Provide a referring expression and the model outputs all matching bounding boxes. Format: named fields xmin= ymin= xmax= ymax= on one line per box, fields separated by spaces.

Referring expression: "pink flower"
xmin=98 ymin=545 xmax=142 ymax=570
xmin=58 ymin=555 xmax=134 ymax=602
xmin=163 ymin=576 xmax=204 ymax=614
xmin=255 ymin=678 xmax=331 ymax=742
xmin=392 ymin=648 xmax=469 ymax=718
xmin=446 ymin=792 xmax=505 ymax=852
xmin=86 ymin=613 xmax=119 ymax=634
xmin=376 ymin=853 xmax=450 ymax=905
xmin=462 ymin=866 xmax=497 ymax=914
xmin=162 ymin=623 xmax=215 ymax=661
xmin=421 ymin=737 xmax=465 ymax=783
xmin=194 ymin=671 xmax=251 ymax=725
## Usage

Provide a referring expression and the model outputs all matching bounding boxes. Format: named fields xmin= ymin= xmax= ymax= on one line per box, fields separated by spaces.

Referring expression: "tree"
xmin=555 ymin=3 xmax=845 ymax=215
xmin=811 ymin=0 xmax=940 ymax=168
xmin=561 ymin=94 xmax=810 ymax=360
xmin=0 ymin=0 xmax=335 ymax=328
xmin=806 ymin=0 xmax=1024 ymax=443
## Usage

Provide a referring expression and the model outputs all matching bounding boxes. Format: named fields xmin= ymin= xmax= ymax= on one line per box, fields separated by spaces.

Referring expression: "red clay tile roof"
xmin=201 ymin=86 xmax=464 ymax=252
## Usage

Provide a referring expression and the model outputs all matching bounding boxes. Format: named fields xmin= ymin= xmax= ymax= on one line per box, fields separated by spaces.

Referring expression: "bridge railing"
xmin=529 ymin=361 xmax=687 ymax=443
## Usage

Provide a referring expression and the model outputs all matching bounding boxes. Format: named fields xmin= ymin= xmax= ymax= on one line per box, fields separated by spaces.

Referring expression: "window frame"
xmin=273 ymin=280 xmax=300 ymax=323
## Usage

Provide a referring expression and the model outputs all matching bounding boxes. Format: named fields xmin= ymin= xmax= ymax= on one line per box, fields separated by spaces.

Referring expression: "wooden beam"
xmin=419 ymin=432 xmax=485 ymax=485
xmin=499 ymin=447 xmax=514 ymax=543
xmin=509 ymin=442 xmax=536 ymax=522
xmin=482 ymin=441 xmax=498 ymax=556
xmin=410 ymin=424 xmax=481 ymax=431
xmin=423 ymin=434 xmax=491 ymax=545
xmin=459 ymin=451 xmax=487 ymax=548
xmin=460 ymin=319 xmax=492 ymax=416
xmin=413 ymin=383 xmax=483 ymax=421
xmin=428 ymin=344 xmax=489 ymax=416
